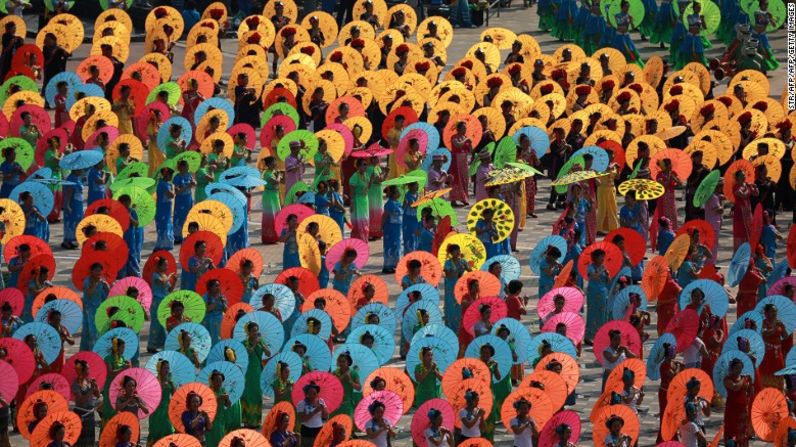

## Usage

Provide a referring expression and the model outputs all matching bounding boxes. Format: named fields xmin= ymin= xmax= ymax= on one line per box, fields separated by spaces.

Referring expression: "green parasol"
xmin=154 ymin=158 xmax=178 ymax=179
xmin=553 ymin=155 xmax=586 ymax=194
xmin=607 ymin=0 xmax=645 ymax=29
xmin=116 ymin=161 xmax=149 ymax=182
xmin=157 ymin=290 xmax=206 ymax=329
xmin=98 ymin=0 xmax=132 ymax=9
xmin=492 ymin=136 xmax=517 ymax=169
xmin=383 ymin=174 xmax=426 ymax=187
xmin=110 ymin=176 xmax=156 ymax=192
xmin=505 ymin=162 xmax=544 ymax=177
xmin=405 ymin=169 xmax=428 ymax=190
xmin=95 ymin=296 xmax=146 ymax=334
xmin=0 ymin=138 xmax=34 ymax=170
xmin=469 ymin=141 xmax=495 ymax=176
xmin=416 ymin=197 xmax=458 ymax=226
xmin=146 ymin=82 xmax=182 ymax=107
xmin=741 ymin=0 xmax=785 ymax=32
xmin=693 ymin=169 xmax=721 ymax=208
xmin=112 ymin=186 xmax=156 ymax=226
xmin=0 ymin=76 xmax=39 ymax=106
xmin=285 ymin=181 xmax=310 ymax=205
xmin=681 ymin=0 xmax=721 ymax=35
xmin=276 ymin=130 xmax=319 ymax=162
xmin=262 ymin=103 xmax=300 ymax=128
xmin=173 ymin=151 xmax=202 ymax=173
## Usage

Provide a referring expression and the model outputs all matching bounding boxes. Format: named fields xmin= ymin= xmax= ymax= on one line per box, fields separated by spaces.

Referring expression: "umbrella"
xmin=728 ymin=242 xmax=752 ymax=287
xmin=363 ymin=367 xmax=415 ymax=415
xmin=396 ymin=284 xmax=439 ymax=317
xmin=34 ymin=299 xmax=82 ymax=335
xmin=420 ymin=147 xmax=452 ymax=172
xmin=164 ymin=322 xmax=212 ymax=363
xmin=206 ymin=192 xmax=246 ymax=234
xmin=448 ymin=378 xmax=494 ymax=429
xmin=10 ymin=181 xmax=54 ymax=216
xmin=348 ymin=275 xmax=390 ymax=307
xmin=650 ymin=148 xmax=693 ymax=181
xmin=713 ymin=350 xmax=755 ymax=397
xmin=756 ymin=295 xmax=796 ymax=333
xmin=402 ymin=122 xmax=441 ymax=153
xmin=292 ymin=371 xmax=344 ymax=413
xmin=512 ymin=126 xmax=549 ymax=159
xmin=415 ymin=197 xmax=459 ymax=226
xmin=605 ymin=358 xmax=647 ymax=391
xmin=276 ymin=129 xmax=319 ymax=161
xmin=44 ymin=71 xmax=82 ymax=106
xmin=227 ymin=248 xmax=264 ymax=278
xmin=769 ymin=276 xmax=796 ymax=297
xmin=186 ymin=199 xmax=234 ymax=235
xmin=500 ymin=387 xmax=555 ymax=433
xmin=352 ymin=303 xmax=397 ymax=335
xmin=464 ymin=335 xmax=513 ymax=382
xmin=283 ymin=333 xmax=333 ymax=372
xmin=152 ymin=434 xmax=202 ymax=447
xmin=604 ymin=227 xmax=646 ymax=266
xmin=646 ymin=333 xmax=678 ymax=381
xmin=260 ymin=351 xmax=303 ymax=397
xmin=542 ymin=312 xmax=585 ymax=344
xmin=349 ymin=324 xmax=395 ymax=365
xmin=395 ymin=251 xmax=443 ymax=287
xmin=611 ymin=285 xmax=648 ymax=320
xmin=110 ymin=177 xmax=156 ymax=192
xmin=178 ymin=231 xmax=224 ymax=270
xmin=19 ymin=254 xmax=56 ymax=296
xmin=529 ymin=235 xmax=568 ymax=274
xmin=115 ymin=162 xmax=149 ymax=182
xmin=250 ymin=283 xmax=297 ymax=321
xmin=537 ymin=287 xmax=585 ymax=319
xmin=108 ymin=368 xmax=161 ymax=419
xmin=219 ymin=429 xmax=270 ymax=447
xmin=313 ymin=415 xmax=353 ymax=447
xmin=99 ymin=412 xmax=140 ymax=447
xmin=492 ymin=136 xmax=517 ymax=169
xmin=411 ymin=399 xmax=455 ymax=447
xmin=197 ymin=361 xmax=245 ymax=404
xmin=195 ymin=268 xmax=244 ymax=305
xmin=491 ymin=317 xmax=533 ymax=364
xmin=592 ymin=405 xmax=640 ymax=446
xmin=196 ymin=97 xmax=235 ymax=124
xmin=144 ymin=351 xmax=197 ymax=388
xmin=396 ymin=129 xmax=429 ymax=169
xmin=274 ymin=204 xmax=314 ymax=237
xmin=518 ymin=370 xmax=569 ymax=411
xmin=593 ymin=321 xmax=642 ymax=365
xmin=664 ymin=234 xmax=691 ymax=271
xmin=462 ymin=297 xmax=508 ymax=337
xmin=297 ymin=214 xmax=343 ymax=247
xmin=641 ymin=255 xmax=670 ymax=300
xmin=723 ymin=328 xmax=765 ymax=367
xmin=453 ymin=271 xmax=501 ymax=304
xmin=405 ymin=335 xmax=457 ymax=381
xmin=207 ymin=338 xmax=249 ymax=372
xmin=109 ymin=277 xmax=153 ymax=312
xmin=767 ymin=261 xmax=789 ymax=289
xmin=219 ymin=168 xmax=265 ymax=189
xmin=480 ymin=255 xmax=521 ymax=282
xmin=484 ymin=166 xmax=533 ymax=187
xmin=59 ymin=149 xmax=103 ymax=170
xmin=13 ymin=322 xmax=61 ymax=365
xmin=155 ymin=116 xmax=192 ymax=152
xmin=665 ymin=308 xmax=700 ymax=353
xmin=551 ymin=169 xmax=603 ymax=187
xmin=616 ymin=178 xmax=666 ymax=201
xmin=693 ymin=170 xmax=721 ymax=207
xmin=578 ymin=241 xmax=623 ymax=279
xmin=25 ymin=373 xmax=70 ymax=400
xmin=412 ymin=325 xmax=459 ymax=362
xmin=751 ymin=388 xmax=789 ymax=442
xmin=95 ymin=295 xmax=145 ymax=334
xmin=157 ymin=290 xmax=206 ymax=330
xmin=465 ymin=198 xmax=515 ymax=244
xmin=538 ymin=410 xmax=582 ymax=447
xmin=527 ymin=332 xmax=579 ymax=366
xmin=292 ymin=308 xmax=334 ymax=339
xmin=679 ymin=279 xmax=729 ymax=318
xmin=0 ymin=361 xmax=17 ymax=402
xmin=354 ymin=390 xmax=404 ymax=431
xmin=233 ymin=311 xmax=285 ymax=354
xmin=441 ymin=358 xmax=491 ymax=398
xmin=112 ymin=186 xmax=156 ymax=227
xmin=0 ymin=337 xmax=35 ymax=384
xmin=168 ymin=383 xmax=218 ymax=432
xmin=30 ymin=411 xmax=82 ymax=447
xmin=571 ymin=146 xmax=609 ymax=172
xmin=437 ymin=233 xmax=487 ymax=271
xmin=325 ymin=239 xmax=369 ymax=272
xmin=17 ymin=390 xmax=68 ymax=440
xmin=677 ymin=219 xmax=717 ymax=252
xmin=4 ymin=234 xmax=52 ymax=263
xmin=0 ymin=287 xmax=23 ymax=316
xmin=93 ymin=327 xmax=138 ymax=359
xmin=730 ymin=310 xmax=765 ymax=336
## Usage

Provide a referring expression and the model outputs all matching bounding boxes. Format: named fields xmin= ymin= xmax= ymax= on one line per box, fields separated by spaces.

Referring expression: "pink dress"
xmin=450 ymin=136 xmax=471 ymax=202
xmin=733 ymin=183 xmax=754 ymax=250
xmin=475 ymin=164 xmax=492 ymax=202
xmin=656 ymin=171 xmax=679 ymax=230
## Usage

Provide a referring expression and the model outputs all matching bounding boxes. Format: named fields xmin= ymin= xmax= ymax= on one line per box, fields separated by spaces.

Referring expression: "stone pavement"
xmin=11 ymin=3 xmax=791 ymax=446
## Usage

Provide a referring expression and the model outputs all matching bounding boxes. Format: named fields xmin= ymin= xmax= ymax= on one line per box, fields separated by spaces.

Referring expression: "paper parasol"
xmin=261 ymin=401 xmax=296 ymax=439
xmin=206 ymin=338 xmax=249 ymax=372
xmin=756 ymin=295 xmax=796 ymax=334
xmin=537 ymin=287 xmax=584 ymax=320
xmin=157 ymin=290 xmax=206 ymax=330
xmin=500 ymin=387 xmax=554 ymax=433
xmin=164 ymin=323 xmax=211 ymax=363
xmin=354 ymin=390 xmax=404 ymax=431
xmin=529 ymin=235 xmax=568 ymax=275
xmin=541 ymin=312 xmax=585 ymax=345
xmin=611 ymin=285 xmax=648 ymax=321
xmin=348 ymin=275 xmax=389 ymax=308
xmin=411 ymin=399 xmax=455 ymax=447
xmin=349 ymin=324 xmax=395 ymax=365
xmin=464 ymin=335 xmax=513 ymax=382
xmin=142 ymin=250 xmax=177 ymax=290
xmin=723 ymin=328 xmax=765 ymax=367
xmin=577 ymin=241 xmax=623 ymax=279
xmin=17 ymin=390 xmax=68 ymax=440
xmin=448 ymin=378 xmax=494 ymax=428
xmin=144 ymin=350 xmax=196 ymax=388
xmin=0 ymin=360 xmax=17 ymax=402
xmin=108 ymin=368 xmax=161 ymax=419
xmin=274 ymin=204 xmax=314 ymax=237
xmin=219 ymin=429 xmax=270 ymax=447
xmin=297 ymin=214 xmax=343 ymax=247
xmin=605 ymin=358 xmax=647 ymax=392
xmin=95 ymin=295 xmax=145 ymax=334
xmin=453 ymin=271 xmax=501 ymax=304
xmin=109 ymin=277 xmax=152 ymax=312
xmin=197 ymin=361 xmax=245 ymax=405
xmin=518 ymin=370 xmax=568 ymax=411
xmin=292 ymin=308 xmax=334 ymax=340
xmin=0 ymin=337 xmax=35 ymax=384
xmin=713 ymin=350 xmax=755 ymax=397
xmin=727 ymin=242 xmax=752 ymax=287
xmin=363 ymin=367 xmax=416 ymax=413
xmin=490 ymin=317 xmax=533 ymax=364
xmin=226 ymin=248 xmax=264 ymax=278
xmin=679 ymin=279 xmax=729 ymax=318
xmin=0 ymin=287 xmax=23 ymax=316
xmin=24 ymin=372 xmax=70 ymax=401
xmin=646 ymin=333 xmax=678 ymax=381
xmin=169 ymin=382 xmax=217 ymax=432
xmin=34 ymin=299 xmax=82 ymax=335
xmin=405 ymin=335 xmax=457 ymax=384
xmin=313 ymin=414 xmax=353 ymax=447
xmin=437 ymin=233 xmax=487 ymax=271
xmin=395 ymin=251 xmax=443 ymax=287
xmin=152 ymin=434 xmax=202 ymax=447
xmin=480 ymin=255 xmax=521 ymax=283
xmin=538 ymin=410 xmax=582 ymax=447
xmin=112 ymin=186 xmax=156 ymax=227
xmin=693 ymin=170 xmax=721 ymax=207
xmin=591 ymin=405 xmax=640 ymax=446
xmin=527 ymin=334 xmax=579 ymax=372
xmin=196 ymin=268 xmax=244 ymax=305
xmin=604 ymin=227 xmax=646 ymax=266
xmin=292 ymin=371 xmax=344 ymax=413
xmin=283 ymin=333 xmax=333 ymax=372
xmin=663 ymin=234 xmax=691 ymax=271
xmin=30 ymin=411 xmax=82 ymax=447
xmin=677 ymin=219 xmax=716 ymax=252
xmin=593 ymin=321 xmax=642 ymax=366
xmin=352 ymin=304 xmax=397 ymax=335
xmin=462 ymin=296 xmax=508 ymax=337
xmin=13 ymin=322 xmax=61 ymax=365
xmin=465 ymin=198 xmax=515 ymax=244
xmin=99 ymin=412 xmax=140 ymax=447
xmin=178 ymin=231 xmax=224 ymax=271
xmin=401 ymin=300 xmax=444 ymax=342
xmin=10 ymin=181 xmax=54 ymax=216
xmin=325 ymin=238 xmax=370 ymax=273
xmin=412 ymin=324 xmax=459 ymax=357
xmin=233 ymin=311 xmax=285 ymax=355
xmin=249 ymin=283 xmax=296 ymax=322
xmin=260 ymin=351 xmax=302 ymax=397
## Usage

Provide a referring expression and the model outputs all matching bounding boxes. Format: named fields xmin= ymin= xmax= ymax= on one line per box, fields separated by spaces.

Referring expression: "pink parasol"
xmin=109 ymin=277 xmax=153 ymax=311
xmin=274 ymin=204 xmax=314 ymax=237
xmin=396 ymin=129 xmax=429 ymax=169
xmin=10 ymin=104 xmax=51 ymax=137
xmin=665 ymin=308 xmax=700 ymax=353
xmin=537 ymin=410 xmax=582 ymax=447
xmin=541 ymin=312 xmax=586 ymax=344
xmin=537 ymin=287 xmax=585 ymax=320
xmin=26 ymin=373 xmax=70 ymax=401
xmin=35 ymin=128 xmax=68 ymax=167
xmin=227 ymin=123 xmax=257 ymax=150
xmin=325 ymin=238 xmax=370 ymax=272
xmin=134 ymin=102 xmax=170 ymax=139
xmin=354 ymin=390 xmax=404 ymax=431
xmin=325 ymin=123 xmax=354 ymax=156
xmin=350 ymin=142 xmax=394 ymax=159
xmin=593 ymin=321 xmax=642 ymax=366
xmin=0 ymin=337 xmax=35 ymax=383
xmin=462 ymin=296 xmax=508 ymax=336
xmin=0 ymin=287 xmax=23 ymax=316
xmin=260 ymin=115 xmax=297 ymax=149
xmin=411 ymin=399 xmax=455 ymax=447
xmin=85 ymin=126 xmax=120 ymax=149
xmin=108 ymin=368 xmax=162 ymax=420
xmin=292 ymin=371 xmax=344 ymax=413
xmin=0 ymin=360 xmax=18 ymax=402
xmin=769 ymin=276 xmax=796 ymax=297
xmin=61 ymin=351 xmax=107 ymax=397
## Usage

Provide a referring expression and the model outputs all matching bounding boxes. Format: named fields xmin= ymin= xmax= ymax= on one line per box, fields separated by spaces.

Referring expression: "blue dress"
xmin=0 ymin=161 xmax=21 ymax=198
xmin=7 ymin=256 xmax=23 ymax=289
xmin=172 ymin=173 xmax=194 ymax=244
xmin=575 ymin=198 xmax=591 ymax=246
xmin=328 ymin=191 xmax=345 ymax=233
xmin=315 ymin=193 xmax=330 ymax=216
xmin=203 ymin=293 xmax=225 ymax=345
xmin=332 ymin=262 xmax=357 ymax=296
xmin=86 ymin=167 xmax=106 ymax=206
xmin=585 ymin=264 xmax=610 ymax=340
xmin=762 ymin=224 xmax=777 ymax=262
xmin=418 ymin=227 xmax=434 ymax=252
xmin=676 ymin=260 xmax=697 ymax=288
xmin=181 ymin=256 xmax=208 ymax=292
xmin=281 ymin=229 xmax=300 ymax=269
xmin=538 ymin=258 xmax=556 ymax=298
xmin=443 ymin=258 xmax=468 ymax=332
xmin=657 ymin=230 xmax=675 ymax=255
xmin=319 ymin=255 xmax=329 ymax=288
xmin=227 ymin=203 xmax=249 ymax=255
xmin=155 ymin=180 xmax=175 ymax=251
xmin=80 ymin=277 xmax=110 ymax=351
xmin=403 ymin=192 xmax=419 ymax=253
xmin=122 ymin=208 xmax=141 ymax=278
xmin=383 ymin=198 xmax=402 ymax=270
xmin=400 ymin=274 xmax=426 ymax=289
xmin=241 ymin=276 xmax=258 ymax=304
xmin=147 ymin=271 xmax=170 ymax=350
xmin=62 ymin=173 xmax=84 ymax=245
xmin=476 ymin=220 xmax=500 ymax=260
xmin=23 ymin=205 xmax=48 ymax=242
xmin=612 ymin=12 xmax=644 ymax=66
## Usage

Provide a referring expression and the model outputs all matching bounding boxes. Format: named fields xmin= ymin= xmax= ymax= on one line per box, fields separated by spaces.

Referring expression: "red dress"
xmin=724 ymin=375 xmax=752 ymax=443
xmin=449 ymin=136 xmax=471 ymax=202
xmin=656 ymin=278 xmax=682 ymax=335
xmin=732 ymin=183 xmax=754 ymax=250
xmin=736 ymin=267 xmax=765 ymax=317
xmin=760 ymin=319 xmax=786 ymax=389
xmin=657 ymin=359 xmax=680 ymax=443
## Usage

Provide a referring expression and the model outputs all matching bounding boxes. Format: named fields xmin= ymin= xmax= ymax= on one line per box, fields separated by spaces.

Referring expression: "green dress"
xmin=313 ymin=152 xmax=334 ymax=186
xmin=261 ymin=170 xmax=282 ymax=243
xmin=205 ymin=388 xmax=228 ymax=447
xmin=101 ymin=354 xmax=128 ymax=425
xmin=349 ymin=172 xmax=370 ymax=239
xmin=365 ymin=165 xmax=383 ymax=237
xmin=195 ymin=167 xmax=210 ymax=202
xmin=413 ymin=364 xmax=441 ymax=408
xmin=484 ymin=362 xmax=510 ymax=442
xmin=227 ymin=398 xmax=242 ymax=432
xmin=44 ymin=148 xmax=62 ymax=194
xmin=241 ymin=340 xmax=266 ymax=427
xmin=147 ymin=379 xmax=174 ymax=447
xmin=272 ymin=378 xmax=294 ymax=404
xmin=332 ymin=368 xmax=360 ymax=417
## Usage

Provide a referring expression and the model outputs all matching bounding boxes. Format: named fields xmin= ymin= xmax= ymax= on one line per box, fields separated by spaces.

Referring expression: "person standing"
xmin=172 ymin=160 xmax=195 ymax=245
xmin=154 ymin=167 xmax=176 ymax=251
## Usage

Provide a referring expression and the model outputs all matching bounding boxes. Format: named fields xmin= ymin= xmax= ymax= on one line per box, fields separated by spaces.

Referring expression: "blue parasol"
xmin=283 ymin=333 xmax=333 ymax=372
xmin=207 ymin=192 xmax=246 ymax=234
xmin=526 ymin=332 xmax=578 ymax=366
xmin=34 ymin=299 xmax=82 ymax=334
xmin=756 ymin=295 xmax=796 ymax=334
xmin=219 ymin=167 xmax=265 ymax=188
xmin=59 ymin=149 xmax=103 ymax=171
xmin=464 ymin=335 xmax=513 ymax=382
xmin=250 ymin=284 xmax=296 ymax=320
xmin=401 ymin=300 xmax=444 ymax=341
xmin=647 ymin=333 xmax=677 ymax=381
xmin=722 ymin=329 xmax=765 ymax=367
xmin=727 ymin=243 xmax=752 ymax=287
xmin=205 ymin=183 xmax=248 ymax=207
xmin=352 ymin=303 xmax=396 ymax=334
xmin=297 ymin=192 xmax=316 ymax=205
xmin=195 ymin=97 xmax=236 ymax=125
xmin=678 ymin=279 xmax=729 ymax=318
xmin=529 ymin=235 xmax=568 ymax=274
xmin=93 ymin=327 xmax=139 ymax=359
xmin=44 ymin=72 xmax=82 ymax=107
xmin=406 ymin=335 xmax=456 ymax=381
xmin=491 ymin=317 xmax=533 ymax=364
xmin=396 ymin=283 xmax=439 ymax=316
xmin=713 ymin=350 xmax=755 ymax=397
xmin=421 ymin=147 xmax=452 ymax=172
xmin=481 ymin=255 xmax=522 ymax=282
xmin=571 ymin=146 xmax=610 ymax=172
xmin=156 ymin=116 xmax=192 ymax=153
xmin=13 ymin=322 xmax=62 ymax=365
xmin=411 ymin=324 xmax=459 ymax=357
xmin=609 ymin=267 xmax=634 ymax=294
xmin=233 ymin=311 xmax=285 ymax=355
xmin=729 ymin=310 xmax=764 ymax=336
xmin=198 ymin=361 xmax=245 ymax=404
xmin=333 ymin=343 xmax=379 ymax=383
xmin=402 ymin=121 xmax=440 ymax=153
xmin=69 ymin=83 xmax=106 ymax=109
xmin=512 ymin=126 xmax=549 ymax=159
xmin=144 ymin=350 xmax=197 ymax=387
xmin=207 ymin=339 xmax=249 ymax=372
xmin=611 ymin=285 xmax=648 ymax=320
xmin=349 ymin=324 xmax=396 ymax=365
xmin=29 ymin=167 xmax=53 ymax=182
xmin=292 ymin=309 xmax=334 ymax=340
xmin=164 ymin=322 xmax=212 ymax=363
xmin=260 ymin=351 xmax=303 ymax=397
xmin=10 ymin=181 xmax=54 ymax=216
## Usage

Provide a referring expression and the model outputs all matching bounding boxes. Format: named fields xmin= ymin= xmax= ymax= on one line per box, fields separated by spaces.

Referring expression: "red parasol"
xmin=108 ymin=368 xmax=162 ymax=420
xmin=442 ymin=114 xmax=483 ymax=151
xmin=18 ymin=254 xmax=56 ymax=296
xmin=10 ymin=104 xmax=50 ymax=138
xmin=0 ymin=287 xmax=23 ymax=316
xmin=227 ymin=248 xmax=264 ymax=277
xmin=76 ymin=55 xmax=114 ymax=84
xmin=71 ymin=253 xmax=118 ymax=290
xmin=593 ymin=321 xmax=642 ymax=366
xmin=676 ymin=219 xmax=716 ymax=252
xmin=411 ymin=398 xmax=455 ymax=447
xmin=221 ymin=302 xmax=253 ymax=339
xmin=649 ymin=148 xmax=693 ymax=183
xmin=274 ymin=204 xmax=314 ymax=237
xmin=578 ymin=241 xmax=623 ymax=279
xmin=179 ymin=231 xmax=224 ymax=270
xmin=263 ymin=87 xmax=298 ymax=110
xmin=0 ymin=337 xmax=35 ymax=383
xmin=112 ymin=78 xmax=149 ymax=114
xmin=0 ymin=360 xmax=17 ymax=402
xmin=177 ymin=70 xmax=215 ymax=99
xmin=12 ymin=44 xmax=44 ymax=71
xmin=723 ymin=159 xmax=755 ymax=203
xmin=354 ymin=390 xmax=404 ymax=431
xmin=665 ymin=309 xmax=700 ymax=353
xmin=291 ymin=371 xmax=344 ymax=413
xmin=82 ymin=232 xmax=129 ymax=273
xmin=326 ymin=96 xmax=366 ymax=124
xmin=227 ymin=123 xmax=257 ymax=150
xmin=381 ymin=106 xmax=419 ymax=141
xmin=61 ymin=351 xmax=107 ymax=397
xmin=260 ymin=114 xmax=297 ymax=149
xmin=35 ymin=128 xmax=68 ymax=167
xmin=431 ymin=215 xmax=454 ymax=257
xmin=604 ymin=227 xmax=646 ymax=266
xmin=597 ymin=140 xmax=626 ymax=171
xmin=751 ymin=387 xmax=788 ymax=442
xmin=552 ymin=259 xmax=574 ymax=289
xmin=541 ymin=312 xmax=585 ymax=344
xmin=195 ymin=268 xmax=244 ymax=305
xmin=143 ymin=250 xmax=177 ymax=288
xmin=276 ymin=267 xmax=320 ymax=299
xmin=17 ymin=390 xmax=68 ymax=440
xmin=641 ymin=255 xmax=669 ymax=301
xmin=462 ymin=296 xmax=508 ymax=336
xmin=85 ymin=199 xmax=131 ymax=232
xmin=4 ymin=235 xmax=52 ymax=266
xmin=325 ymin=238 xmax=370 ymax=272
xmin=363 ymin=367 xmax=416 ymax=413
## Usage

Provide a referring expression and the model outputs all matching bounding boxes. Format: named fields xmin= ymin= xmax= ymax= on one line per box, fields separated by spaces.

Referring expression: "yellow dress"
xmin=596 ymin=164 xmax=620 ymax=232
xmin=147 ymin=122 xmax=165 ymax=176
xmin=113 ymin=100 xmax=134 ymax=135
xmin=270 ymin=139 xmax=286 ymax=202
xmin=386 ymin=127 xmax=402 ymax=178
xmin=519 ymin=181 xmax=527 ymax=230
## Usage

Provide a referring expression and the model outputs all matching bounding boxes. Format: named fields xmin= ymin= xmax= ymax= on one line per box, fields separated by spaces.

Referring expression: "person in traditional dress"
xmin=241 ymin=321 xmax=270 ymax=428
xmin=80 ymin=263 xmax=109 ymax=351
xmin=723 ymin=358 xmax=754 ymax=446
xmin=732 ymin=169 xmax=758 ymax=250
xmin=449 ymin=121 xmax=472 ymax=206
xmin=760 ymin=303 xmax=787 ymax=389
xmin=349 ymin=158 xmax=371 ymax=241
xmin=154 ymin=167 xmax=175 ymax=251
xmin=382 ymin=186 xmax=402 ymax=273
xmin=612 ymin=1 xmax=643 ymax=66
xmin=367 ymin=155 xmax=388 ymax=239
xmin=585 ymin=249 xmax=610 ymax=344
xmin=752 ymin=0 xmax=780 ymax=71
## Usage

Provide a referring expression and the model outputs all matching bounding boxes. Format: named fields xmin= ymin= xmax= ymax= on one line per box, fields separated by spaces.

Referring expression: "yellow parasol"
xmin=466 ymin=199 xmax=515 ymax=243
xmin=550 ymin=170 xmax=605 ymax=187
xmin=0 ymin=199 xmax=24 ymax=244
xmin=298 ymin=215 xmax=342 ymax=247
xmin=617 ymin=179 xmax=665 ymax=201
xmin=187 ymin=200 xmax=234 ymax=234
xmin=664 ymin=234 xmax=691 ymax=271
xmin=437 ymin=233 xmax=487 ymax=270
xmin=76 ymin=214 xmax=123 ymax=247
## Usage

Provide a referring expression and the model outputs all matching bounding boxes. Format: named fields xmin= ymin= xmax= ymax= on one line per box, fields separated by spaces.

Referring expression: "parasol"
xmin=593 ymin=321 xmax=642 ymax=365
xmin=156 ymin=290 xmax=206 ymax=330
xmin=144 ymin=350 xmax=197 ymax=387
xmin=679 ymin=279 xmax=729 ymax=318
xmin=108 ymin=368 xmax=161 ymax=419
xmin=354 ymin=390 xmax=404 ymax=431
xmin=207 ymin=339 xmax=249 ymax=372
xmin=611 ymin=285 xmax=648 ymax=320
xmin=713 ymin=350 xmax=755 ymax=397
xmin=164 ymin=323 xmax=212 ymax=363
xmin=292 ymin=371 xmax=344 ymax=413
xmin=352 ymin=304 xmax=397 ymax=335
xmin=13 ymin=322 xmax=62 ymax=365
xmin=283 ymin=333 xmax=333 ymax=372
xmin=727 ymin=242 xmax=752 ymax=287
xmin=349 ymin=324 xmax=396 ymax=365
xmin=232 ymin=311 xmax=285 ymax=355
xmin=34 ymin=299 xmax=82 ymax=335
xmin=197 ymin=361 xmax=245 ymax=404
xmin=168 ymin=383 xmax=218 ymax=432
xmin=464 ymin=335 xmax=513 ymax=382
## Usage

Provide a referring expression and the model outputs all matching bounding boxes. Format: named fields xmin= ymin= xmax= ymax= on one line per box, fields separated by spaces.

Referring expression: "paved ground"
xmin=9 ymin=4 xmax=792 ymax=446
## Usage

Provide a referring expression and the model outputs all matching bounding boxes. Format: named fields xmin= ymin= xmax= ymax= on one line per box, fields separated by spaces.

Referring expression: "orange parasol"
xmin=302 ymin=288 xmax=352 ymax=332
xmin=453 ymin=271 xmax=501 ymax=304
xmin=500 ymin=387 xmax=555 ymax=432
xmin=664 ymin=234 xmax=691 ymax=271
xmin=533 ymin=352 xmax=580 ymax=394
xmin=649 ymin=148 xmax=693 ymax=185
xmin=226 ymin=247 xmax=264 ymax=278
xmin=660 ymin=399 xmax=686 ymax=441
xmin=336 ymin=441 xmax=381 ymax=447
xmin=518 ymin=370 xmax=568 ymax=411
xmin=30 ymin=411 xmax=82 ymax=447
xmin=394 ymin=251 xmax=442 ymax=287
xmin=641 ymin=255 xmax=669 ymax=301
xmin=348 ymin=275 xmax=389 ymax=309
xmin=458 ymin=439 xmax=492 ymax=447
xmin=364 ymin=367 xmax=416 ymax=413
xmin=667 ymin=368 xmax=714 ymax=404
xmin=751 ymin=388 xmax=789 ymax=442
xmin=261 ymin=401 xmax=296 ymax=438
xmin=152 ymin=434 xmax=202 ymax=447
xmin=448 ymin=378 xmax=493 ymax=428
xmin=275 ymin=267 xmax=320 ymax=299
xmin=604 ymin=358 xmax=647 ymax=391
xmin=221 ymin=303 xmax=253 ymax=340
xmin=17 ymin=390 xmax=69 ymax=440
xmin=774 ymin=416 xmax=796 ymax=447
xmin=441 ymin=358 xmax=492 ymax=399
xmin=99 ymin=412 xmax=140 ymax=447
xmin=592 ymin=405 xmax=640 ymax=446
xmin=723 ymin=159 xmax=756 ymax=203
xmin=313 ymin=414 xmax=353 ymax=447
xmin=553 ymin=259 xmax=574 ymax=289
xmin=220 ymin=429 xmax=270 ymax=447
xmin=442 ymin=114 xmax=483 ymax=150
xmin=168 ymin=383 xmax=218 ymax=433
